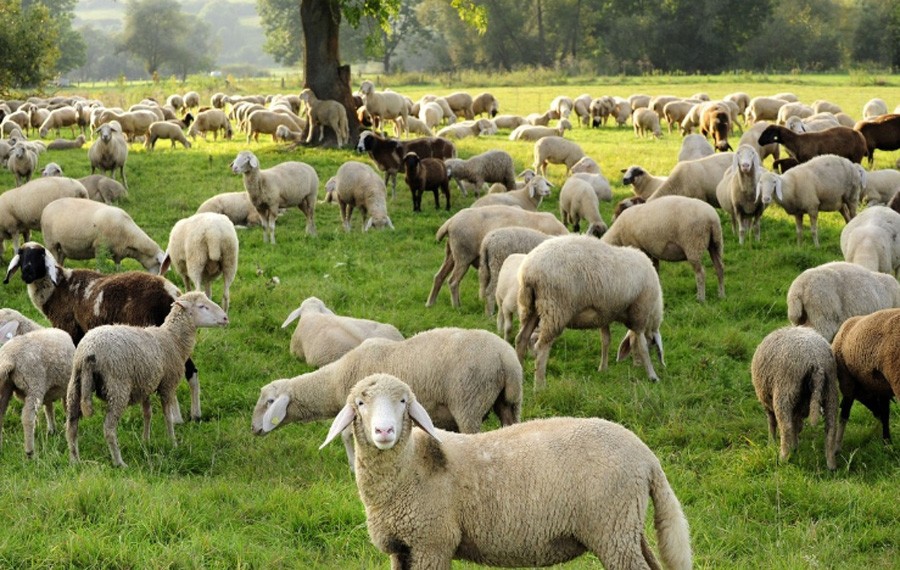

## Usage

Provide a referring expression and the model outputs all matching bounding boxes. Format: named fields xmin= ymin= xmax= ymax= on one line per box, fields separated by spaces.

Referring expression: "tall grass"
xmin=0 ymin=76 xmax=898 ymax=568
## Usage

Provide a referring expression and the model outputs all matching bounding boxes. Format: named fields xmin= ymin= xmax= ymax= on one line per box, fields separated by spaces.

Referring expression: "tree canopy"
xmin=120 ymin=0 xmax=213 ymax=79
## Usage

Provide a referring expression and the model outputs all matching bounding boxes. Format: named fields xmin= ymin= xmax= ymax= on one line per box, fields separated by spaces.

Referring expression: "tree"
xmin=0 ymin=0 xmax=59 ymax=90
xmin=120 ymin=0 xmax=214 ymax=78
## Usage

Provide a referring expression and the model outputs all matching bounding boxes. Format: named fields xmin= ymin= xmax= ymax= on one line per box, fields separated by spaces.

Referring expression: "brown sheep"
xmin=700 ymin=104 xmax=733 ymax=152
xmin=757 ymin=125 xmax=867 ymax=164
xmin=853 ymin=114 xmax=900 ymax=168
xmin=402 ymin=152 xmax=450 ymax=212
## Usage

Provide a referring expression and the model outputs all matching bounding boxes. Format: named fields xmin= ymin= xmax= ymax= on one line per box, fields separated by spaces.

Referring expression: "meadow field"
xmin=0 ymin=74 xmax=898 ymax=569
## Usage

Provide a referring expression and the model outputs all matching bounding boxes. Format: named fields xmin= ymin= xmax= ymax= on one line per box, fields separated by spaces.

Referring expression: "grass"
xmin=1 ymin=74 xmax=899 ymax=568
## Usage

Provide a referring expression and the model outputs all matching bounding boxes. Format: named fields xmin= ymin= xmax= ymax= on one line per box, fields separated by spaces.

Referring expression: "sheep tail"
xmin=514 ymin=278 xmax=538 ymax=363
xmin=435 ymin=219 xmax=451 ymax=242
xmin=786 ymin=289 xmax=806 ymax=327
xmin=80 ymin=354 xmax=97 ymax=417
xmin=649 ymin=463 xmax=692 ymax=570
xmin=205 ymin=227 xmax=223 ymax=262
xmin=807 ymin=365 xmax=826 ymax=427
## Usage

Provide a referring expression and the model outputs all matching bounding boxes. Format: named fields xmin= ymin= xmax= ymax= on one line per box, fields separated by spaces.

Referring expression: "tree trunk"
xmin=301 ymin=0 xmax=360 ymax=147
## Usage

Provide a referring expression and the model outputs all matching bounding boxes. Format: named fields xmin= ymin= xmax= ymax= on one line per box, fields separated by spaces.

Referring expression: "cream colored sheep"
xmin=0 ymin=177 xmax=88 ymax=259
xmin=166 ymin=213 xmax=239 ymax=312
xmin=325 ymin=161 xmax=393 ymax=231
xmin=470 ymin=175 xmax=553 ymax=211
xmin=95 ymin=109 xmax=158 ymax=141
xmin=494 ymin=253 xmax=526 ymax=341
xmin=648 ymin=152 xmax=733 ymax=208
xmin=0 ymin=308 xmax=44 ymax=335
xmin=738 ymin=121 xmax=780 ymax=164
xmin=6 ymin=144 xmax=37 ymax=186
xmin=491 ymin=114 xmax=527 ymax=129
xmin=840 ymin=206 xmax=900 ymax=277
xmin=861 ymin=169 xmax=900 ymax=205
xmin=533 ymin=136 xmax=585 ymax=177
xmin=549 ymin=95 xmax=574 ymax=119
xmin=478 ymin=227 xmax=551 ymax=316
xmin=525 ymin=111 xmax=553 ymax=126
xmin=444 ymin=91 xmax=475 ymax=120
xmin=299 ymin=88 xmax=349 ymax=147
xmin=715 ymin=144 xmax=765 ymax=245
xmin=621 ymin=165 xmax=667 ymax=199
xmin=88 ymin=120 xmax=129 ymax=189
xmin=245 ymin=109 xmax=304 ymax=143
xmin=46 ymin=134 xmax=86 ymax=150
xmin=746 ymin=96 xmax=789 ymax=124
xmin=188 ymin=109 xmax=233 ymax=141
xmin=435 ymin=118 xmax=496 ymax=139
xmin=417 ymin=101 xmax=444 ymax=130
xmin=359 ymin=80 xmax=409 ymax=137
xmin=862 ymin=98 xmax=888 ymax=119
xmin=38 ymin=106 xmax=79 ymax=138
xmin=403 ymin=115 xmax=433 ymax=136
xmin=776 ymin=102 xmax=814 ymax=125
xmin=472 ymin=92 xmax=499 ymax=117
xmin=572 ymin=93 xmax=592 ymax=126
xmin=559 ymin=176 xmax=608 ymax=237
xmin=507 ymin=119 xmax=571 ymax=141
xmin=145 ymin=121 xmax=191 ymax=150
xmin=418 ymin=95 xmax=456 ymax=124
xmin=633 ymin=108 xmax=663 ymax=138
xmin=444 ymin=149 xmax=517 ymax=196
xmin=724 ymin=92 xmax=750 ymax=116
xmin=678 ymin=133 xmax=715 ymax=161
xmin=195 ymin=191 xmax=262 ymax=228
xmin=664 ymin=100 xmax=696 ymax=134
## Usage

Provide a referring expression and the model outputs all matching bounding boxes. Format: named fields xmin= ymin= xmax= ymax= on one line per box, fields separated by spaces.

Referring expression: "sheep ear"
xmin=45 ymin=256 xmax=59 ymax=286
xmin=281 ymin=307 xmax=303 ymax=328
xmin=3 ymin=254 xmax=21 ymax=285
xmin=0 ymin=321 xmax=19 ymax=345
xmin=409 ymin=399 xmax=441 ymax=442
xmin=262 ymin=394 xmax=290 ymax=433
xmin=320 ymin=403 xmax=356 ymax=449
xmin=248 ymin=154 xmax=259 ymax=169
xmin=386 ymin=216 xmax=395 ymax=230
xmin=157 ymin=252 xmax=171 ymax=275
xmin=774 ymin=177 xmax=783 ymax=202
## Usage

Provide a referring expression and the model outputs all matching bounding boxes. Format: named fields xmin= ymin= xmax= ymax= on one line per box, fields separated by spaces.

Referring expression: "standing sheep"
xmin=402 ymin=151 xmax=450 ymax=211
xmin=840 ymin=205 xmax=900 ymax=277
xmin=750 ymin=326 xmax=839 ymax=470
xmin=88 ymin=120 xmax=128 ymax=189
xmin=647 ymin=152 xmax=733 ymax=208
xmin=6 ymin=144 xmax=37 ymax=186
xmin=533 ymin=136 xmax=585 ymax=177
xmin=0 ymin=177 xmax=89 ymax=259
xmin=494 ymin=253 xmax=527 ymax=341
xmin=444 ymin=149 xmax=517 ymax=196
xmin=471 ymin=92 xmax=499 ymax=117
xmin=715 ymin=144 xmax=765 ymax=245
xmin=299 ymin=88 xmax=349 ymax=147
xmin=145 ymin=121 xmax=192 ymax=150
xmin=358 ymin=80 xmax=409 ymax=137
xmin=621 ymin=165 xmax=667 ymax=200
xmin=166 ymin=213 xmax=239 ymax=312
xmin=559 ymin=175 xmax=608 ymax=236
xmin=325 ymin=161 xmax=394 ymax=231
xmin=678 ymin=134 xmax=715 ymax=161
xmin=478 ymin=227 xmax=551 ymax=316
xmin=633 ymin=108 xmax=663 ymax=139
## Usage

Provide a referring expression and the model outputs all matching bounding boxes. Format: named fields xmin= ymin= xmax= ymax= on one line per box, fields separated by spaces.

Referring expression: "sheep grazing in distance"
xmin=195 ymin=191 xmax=262 ymax=228
xmin=559 ymin=175 xmax=608 ymax=237
xmin=533 ymin=136 xmax=585 ymax=177
xmin=746 ymin=96 xmax=789 ymax=124
xmin=320 ymin=374 xmax=692 ymax=570
xmin=89 ymin=120 xmax=129 ymax=189
xmin=840 ymin=206 xmax=900 ymax=277
xmin=435 ymin=118 xmax=497 ymax=139
xmin=166 ymin=213 xmax=239 ymax=312
xmin=832 ymin=308 xmax=900 ymax=447
xmin=38 ymin=106 xmax=79 ymax=139
xmin=750 ymin=326 xmax=839 ymax=470
xmin=589 ymin=95 xmax=616 ymax=127
xmin=6 ymin=144 xmax=37 ymax=186
xmin=853 ymin=114 xmax=900 ymax=167
xmin=402 ymin=151 xmax=450 ymax=211
xmin=444 ymin=149 xmax=517 ymax=196
xmin=0 ymin=177 xmax=89 ymax=259
xmin=508 ymin=119 xmax=571 ymax=142
xmin=621 ymin=165 xmax=667 ymax=200
xmin=632 ymin=108 xmax=662 ymax=139
xmin=403 ymin=115 xmax=433 ymax=136
xmin=358 ymin=80 xmax=409 ymax=137
xmin=678 ymin=134 xmax=715 ymax=161
xmin=602 ymin=195 xmax=725 ymax=302
xmin=230 ymin=150 xmax=318 ymax=243
xmin=325 ymin=161 xmax=393 ymax=231
xmin=444 ymin=91 xmax=475 ymax=120
xmin=786 ymin=261 xmax=900 ymax=342
xmin=145 ymin=121 xmax=191 ymax=150
xmin=700 ymin=103 xmax=733 ymax=151
xmin=66 ymin=292 xmax=229 ymax=467
xmin=471 ymin=92 xmax=499 ymax=117
xmin=549 ymin=95 xmax=574 ymax=119
xmin=776 ymin=102 xmax=814 ymax=126
xmin=188 ymin=109 xmax=233 ymax=141
xmin=757 ymin=124 xmax=867 ymax=165
xmin=516 ymin=235 xmax=665 ymax=387
xmin=572 ymin=93 xmax=592 ymax=127
xmin=756 ymin=154 xmax=865 ymax=246
xmin=862 ymin=98 xmax=888 ymax=119
xmin=478 ymin=227 xmax=551 ymax=316
xmin=299 ymin=88 xmax=349 ymax=147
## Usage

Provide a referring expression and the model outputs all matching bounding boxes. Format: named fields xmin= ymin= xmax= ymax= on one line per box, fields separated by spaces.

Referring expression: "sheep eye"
xmin=356 ymin=400 xmax=365 ymax=407
xmin=266 ymin=398 xmax=274 ymax=405
xmin=400 ymin=398 xmax=406 ymax=404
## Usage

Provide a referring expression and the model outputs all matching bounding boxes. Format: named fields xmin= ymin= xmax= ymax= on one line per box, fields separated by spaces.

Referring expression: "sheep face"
xmin=42 ymin=163 xmax=63 ymax=177
xmin=621 ymin=166 xmax=645 ymax=186
xmin=735 ymin=146 xmax=760 ymax=174
xmin=757 ymin=125 xmax=783 ymax=146
xmin=756 ymin=172 xmax=782 ymax=205
xmin=175 ymin=292 xmax=229 ymax=328
xmin=356 ymin=131 xmax=374 ymax=153
xmin=251 ymin=383 xmax=291 ymax=435
xmin=4 ymin=243 xmax=58 ymax=286
xmin=230 ymin=151 xmax=258 ymax=175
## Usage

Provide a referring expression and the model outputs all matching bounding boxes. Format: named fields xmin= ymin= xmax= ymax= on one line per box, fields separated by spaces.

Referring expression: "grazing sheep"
xmin=245 ymin=109 xmax=305 ymax=143
xmin=756 ymin=154 xmax=866 ymax=246
xmin=861 ymin=168 xmax=900 ymax=205
xmin=183 ymin=91 xmax=200 ymax=110
xmin=417 ymin=95 xmax=456 ymax=124
xmin=559 ymin=176 xmax=608 ymax=236
xmin=471 ymin=92 xmax=499 ymax=117
xmin=840 ymin=205 xmax=900 ymax=276
xmin=853 ymin=114 xmax=900 ymax=168
xmin=88 ymin=120 xmax=128 ymax=189
xmin=662 ymin=100 xmax=695 ymax=135
xmin=786 ymin=261 xmax=900 ymax=342
xmin=325 ymin=161 xmax=393 ymax=231
xmin=435 ymin=118 xmax=497 ymax=139
xmin=281 ymin=297 xmax=403 ymax=367
xmin=195 ymin=191 xmax=263 ymax=227
xmin=525 ymin=110 xmax=553 ymax=126
xmin=0 ymin=177 xmax=88 ymax=258
xmin=356 ymin=131 xmax=456 ymax=196
xmin=444 ymin=149 xmax=516 ymax=196
xmin=402 ymin=152 xmax=450 ymax=211
xmin=508 ymin=119 xmax=571 ymax=141
xmin=299 ymin=88 xmax=349 ymax=147
xmin=403 ymin=115 xmax=433 ymax=136
xmin=746 ymin=96 xmax=789 ymax=124
xmin=757 ymin=124 xmax=867 ymax=165
xmin=621 ymin=165 xmax=667 ymax=200
xmin=633 ymin=108 xmax=662 ymax=138
xmin=444 ymin=92 xmax=475 ymax=120
xmin=320 ymin=373 xmax=693 ymax=570
xmin=478 ymin=227 xmax=551 ymax=316
xmin=6 ymin=144 xmax=37 ymax=186
xmin=358 ymin=80 xmax=409 ymax=137
xmin=418 ymin=101 xmax=445 ymax=130
xmin=715 ymin=144 xmax=765 ymax=244
xmin=230 ymin=150 xmax=318 ymax=243
xmin=37 ymin=106 xmax=79 ymax=139
xmin=274 ymin=124 xmax=304 ymax=143
xmin=700 ymin=103 xmax=733 ymax=151
xmin=94 ymin=109 xmax=158 ymax=142
xmin=471 ymin=175 xmax=553 ymax=211
xmin=572 ymin=93 xmax=592 ymax=127
xmin=678 ymin=133 xmax=715 ymax=161
xmin=144 ymin=121 xmax=191 ymax=150
xmin=862 ymin=98 xmax=888 ymax=119
xmin=0 ymin=322 xmax=74 ymax=457
xmin=533 ymin=136 xmax=585 ymax=177
xmin=832 ymin=308 xmax=900 ymax=447
xmin=166 ymin=213 xmax=239 ymax=312
xmin=602 ymin=195 xmax=725 ymax=302
xmin=46 ymin=134 xmax=86 ymax=150
xmin=426 ymin=206 xmax=568 ymax=308
xmin=40 ymin=198 xmax=167 ymax=273
xmin=188 ymin=109 xmax=233 ymax=141
xmin=724 ymin=92 xmax=751 ymax=117
xmin=66 ymin=292 xmax=228 ymax=467
xmin=75 ymin=174 xmax=128 ymax=204
xmin=739 ymin=121 xmax=781 ymax=164
xmin=494 ymin=254 xmax=527 ymax=341
xmin=628 ymin=93 xmax=652 ymax=111
xmin=516 ymin=235 xmax=665 ymax=387
xmin=648 ymin=152 xmax=734 ymax=208
xmin=589 ymin=95 xmax=616 ymax=127
xmin=750 ymin=326 xmax=839 ymax=470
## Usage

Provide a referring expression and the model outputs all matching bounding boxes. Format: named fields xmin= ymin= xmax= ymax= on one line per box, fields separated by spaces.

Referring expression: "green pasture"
xmin=0 ymin=74 xmax=898 ymax=568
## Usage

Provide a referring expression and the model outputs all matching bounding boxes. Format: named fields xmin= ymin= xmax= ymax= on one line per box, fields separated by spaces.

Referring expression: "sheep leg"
xmin=0 ymin=383 xmax=12 ymax=449
xmin=43 ymin=399 xmax=56 ymax=435
xmin=302 ymin=197 xmax=317 ymax=236
xmin=589 ymin=531 xmax=653 ymax=570
xmin=20 ymin=394 xmax=40 ymax=458
xmin=141 ymin=398 xmax=152 ymax=441
xmin=532 ymin=323 xmax=562 ymax=391
xmin=103 ymin=405 xmax=127 ymax=468
xmin=808 ymin=211 xmax=820 ymax=247
xmin=599 ymin=326 xmax=611 ymax=372
xmin=793 ymin=214 xmax=805 ymax=246
xmin=709 ymin=247 xmax=725 ymax=299
xmin=446 ymin=259 xmax=471 ymax=309
xmin=426 ymin=248 xmax=455 ymax=307
xmin=688 ymin=259 xmax=707 ymax=303
xmin=774 ymin=404 xmax=796 ymax=462
xmin=766 ymin=409 xmax=778 ymax=443
xmin=496 ymin=308 xmax=506 ymax=339
xmin=185 ymin=363 xmax=201 ymax=421
xmin=160 ymin=390 xmax=178 ymax=446
xmin=267 ymin=213 xmax=277 ymax=245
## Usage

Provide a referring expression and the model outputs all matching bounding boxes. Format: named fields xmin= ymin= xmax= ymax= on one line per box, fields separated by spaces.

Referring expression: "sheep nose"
xmin=375 ymin=426 xmax=394 ymax=436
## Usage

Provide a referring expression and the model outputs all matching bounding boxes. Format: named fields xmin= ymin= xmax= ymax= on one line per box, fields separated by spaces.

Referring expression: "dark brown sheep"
xmin=757 ymin=124 xmax=867 ymax=164
xmin=854 ymin=114 xmax=900 ymax=167
xmin=700 ymin=106 xmax=732 ymax=152
xmin=403 ymin=152 xmax=450 ymax=212
xmin=356 ymin=131 xmax=456 ymax=196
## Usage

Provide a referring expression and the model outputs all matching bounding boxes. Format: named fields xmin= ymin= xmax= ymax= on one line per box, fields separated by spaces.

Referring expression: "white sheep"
xmin=517 ymin=234 xmax=665 ymax=387
xmin=648 ymin=152 xmax=734 ymax=208
xmin=418 ymin=101 xmax=444 ymax=130
xmin=38 ymin=106 xmax=79 ymax=138
xmin=786 ymin=261 xmax=900 ymax=342
xmin=470 ymin=175 xmax=553 ymax=211
xmin=860 ymin=169 xmax=900 ymax=205
xmin=494 ymin=253 xmax=527 ymax=341
xmin=403 ymin=115 xmax=433 ymax=136
xmin=320 ymin=374 xmax=692 ymax=570
xmin=678 ymin=133 xmax=715 ymax=161
xmin=325 ymin=161 xmax=393 ymax=231
xmin=244 ymin=109 xmax=305 ymax=143
xmin=66 ymin=292 xmax=229 ymax=467
xmin=274 ymin=124 xmax=304 ymax=143
xmin=715 ymin=144 xmax=765 ymax=245
xmin=776 ymin=102 xmax=814 ymax=125
xmin=533 ymin=136 xmax=585 ymax=177
xmin=746 ymin=96 xmax=789 ymax=124
xmin=559 ymin=176 xmax=608 ymax=237
xmin=492 ymin=114 xmax=527 ymax=129
xmin=6 ymin=143 xmax=37 ymax=186
xmin=230 ymin=150 xmax=318 ymax=243
xmin=0 ymin=177 xmax=88 ymax=259
xmin=444 ymin=149 xmax=516 ymax=196
xmin=145 ymin=121 xmax=192 ymax=150
xmin=572 ymin=93 xmax=592 ymax=126
xmin=188 ymin=109 xmax=233 ymax=141
xmin=840 ymin=206 xmax=900 ymax=277
xmin=862 ymin=98 xmax=888 ymax=119
xmin=478 ymin=227 xmax=551 ymax=316
xmin=750 ymin=326 xmax=839 ymax=470
xmin=280 ymin=297 xmax=404 ymax=367
xmin=621 ymin=165 xmax=667 ymax=199
xmin=88 ymin=120 xmax=129 ymax=189
xmin=472 ymin=91 xmax=499 ymax=117
xmin=0 ymin=308 xmax=44 ymax=335
xmin=444 ymin=91 xmax=475 ymax=120
xmin=507 ymin=118 xmax=572 ymax=141
xmin=633 ymin=107 xmax=663 ymax=138
xmin=195 ymin=191 xmax=263 ymax=228
xmin=166 ymin=213 xmax=239 ymax=312
xmin=756 ymin=154 xmax=865 ymax=246
xmin=299 ymin=88 xmax=349 ymax=147
xmin=358 ymin=80 xmax=409 ymax=137
xmin=435 ymin=118 xmax=497 ymax=139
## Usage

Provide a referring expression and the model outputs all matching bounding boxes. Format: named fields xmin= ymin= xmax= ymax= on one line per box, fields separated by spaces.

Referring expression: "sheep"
xmin=6 ymin=143 xmax=37 ymax=186
xmin=678 ymin=133 xmax=715 ymax=161
xmin=525 ymin=110 xmax=553 ymax=126
xmin=356 ymin=131 xmax=456 ymax=196
xmin=664 ymin=100 xmax=696 ymax=134
xmin=472 ymin=92 xmax=499 ymax=117
xmin=0 ymin=321 xmax=74 ymax=458
xmin=700 ymin=103 xmax=733 ymax=151
xmin=559 ymin=176 xmax=608 ymax=237
xmin=74 ymin=174 xmax=127 ymax=204
xmin=166 ymin=213 xmax=239 ymax=313
xmin=784 ymin=114 xmax=841 ymax=134
xmin=88 ymin=120 xmax=128 ymax=189
xmin=229 ymin=150 xmax=318 ymax=243
xmin=515 ymin=234 xmax=665 ymax=388
xmin=572 ymin=93 xmax=592 ymax=126
xmin=252 ymin=329 xmax=523 ymax=454
xmin=0 ymin=308 xmax=44 ymax=335
xmin=757 ymin=124 xmax=867 ymax=165
xmin=861 ymin=168 xmax=900 ymax=205
xmin=750 ymin=326 xmax=839 ymax=470
xmin=444 ymin=149 xmax=516 ymax=197
xmin=715 ymin=144 xmax=765 ymax=244
xmin=66 ymin=292 xmax=228 ymax=467
xmin=188 ymin=109 xmax=233 ymax=141
xmin=633 ymin=108 xmax=662 ymax=138
xmin=273 ymin=124 xmax=304 ymax=143
xmin=862 ymin=98 xmax=888 ymax=119
xmin=739 ymin=121 xmax=781 ymax=164
xmin=444 ymin=92 xmax=475 ymax=120
xmin=417 ymin=95 xmax=456 ymax=124
xmin=0 ymin=177 xmax=88 ymax=258
xmin=786 ymin=261 xmax=900 ymax=342
xmin=840 ymin=206 xmax=900 ymax=277
xmin=568 ymin=161 xmax=613 ymax=203
xmin=853 ymin=114 xmax=900 ymax=168
xmin=507 ymin=119 xmax=571 ymax=141
xmin=426 ymin=206 xmax=569 ymax=308
xmin=40 ymin=198 xmax=168 ymax=273
xmin=403 ymin=115 xmax=433 ymax=136
xmin=494 ymin=253 xmax=527 ymax=341
xmin=533 ymin=136 xmax=585 ymax=177
xmin=46 ymin=134 xmax=86 ymax=150
xmin=724 ymin=92 xmax=750 ymax=117
xmin=299 ymin=88 xmax=349 ymax=147
xmin=165 ymin=94 xmax=185 ymax=113
xmin=756 ymin=154 xmax=866 ymax=246
xmin=746 ymin=96 xmax=789 ymax=124
xmin=621 ymin=165 xmax=667 ymax=200
xmin=358 ymin=80 xmax=409 ymax=137
xmin=95 ymin=109 xmax=158 ymax=142
xmin=38 ymin=106 xmax=79 ymax=138
xmin=477 ymin=227 xmax=551 ymax=317
xmin=245 ymin=109 xmax=305 ymax=143
xmin=280 ymin=297 xmax=404 ymax=367
xmin=471 ymin=175 xmax=553 ymax=211
xmin=647 ymin=152 xmax=734 ymax=208
xmin=435 ymin=118 xmax=496 ymax=139
xmin=417 ymin=101 xmax=445 ymax=130
xmin=195 ymin=191 xmax=263 ymax=228
xmin=628 ymin=93 xmax=652 ymax=111
xmin=325 ymin=161 xmax=394 ymax=231
xmin=183 ymin=91 xmax=200 ymax=110
xmin=589 ymin=95 xmax=616 ymax=127
xmin=402 ymin=152 xmax=450 ymax=211
xmin=144 ymin=121 xmax=191 ymax=150
xmin=832 ymin=308 xmax=900 ymax=447
xmin=776 ymin=102 xmax=814 ymax=126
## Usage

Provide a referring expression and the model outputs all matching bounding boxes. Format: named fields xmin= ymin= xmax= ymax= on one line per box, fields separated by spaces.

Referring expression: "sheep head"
xmin=230 ymin=150 xmax=259 ymax=175
xmin=4 ymin=242 xmax=59 ymax=286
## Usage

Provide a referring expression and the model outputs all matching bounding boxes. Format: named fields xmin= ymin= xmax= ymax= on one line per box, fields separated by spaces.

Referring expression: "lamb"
xmin=862 ymin=98 xmax=888 ymax=119
xmin=444 ymin=149 xmax=516 ymax=196
xmin=325 ymin=161 xmax=394 ymax=231
xmin=678 ymin=133 xmax=715 ymax=161
xmin=507 ymin=119 xmax=571 ymax=141
xmin=832 ymin=308 xmax=900 ymax=446
xmin=0 ymin=321 xmax=74 ymax=457
xmin=320 ymin=374 xmax=693 ymax=569
xmin=144 ymin=121 xmax=191 ymax=150
xmin=861 ymin=168 xmax=900 ymax=205
xmin=403 ymin=115 xmax=433 ymax=136
xmin=280 ymin=297 xmax=404 ymax=367
xmin=633 ymin=108 xmax=662 ymax=138
xmin=756 ymin=154 xmax=866 ymax=246
xmin=274 ymin=124 xmax=304 ymax=143
xmin=417 ymin=95 xmax=456 ymax=124
xmin=471 ymin=175 xmax=553 ymax=211
xmin=188 ymin=109 xmax=233 ymax=141
xmin=750 ymin=326 xmax=839 ymax=470
xmin=853 ymin=114 xmax=900 ymax=167
xmin=602 ymin=195 xmax=725 ymax=302
xmin=621 ymin=165 xmax=667 ymax=199
xmin=358 ymin=80 xmax=409 ymax=137
xmin=478 ymin=227 xmax=551 ymax=316
xmin=402 ymin=152 xmax=450 ymax=211
xmin=40 ymin=198 xmax=168 ymax=273
xmin=195 ymin=191 xmax=263 ymax=227
xmin=715 ymin=144 xmax=765 ymax=244
xmin=0 ymin=177 xmax=88 ymax=258
xmin=786 ymin=261 xmax=900 ymax=342
xmin=757 ymin=124 xmax=867 ymax=165
xmin=426 ymin=206 xmax=569 ymax=308
xmin=46 ymin=134 xmax=85 ymax=150
xmin=559 ymin=175 xmax=608 ymax=237
xmin=299 ymin=88 xmax=349 ymax=147
xmin=166 ymin=213 xmax=239 ymax=312
xmin=471 ymin=92 xmax=499 ymax=117
xmin=230 ymin=150 xmax=318 ymax=243
xmin=435 ymin=118 xmax=496 ymax=139
xmin=66 ymin=292 xmax=228 ymax=467
xmin=6 ymin=143 xmax=37 ymax=186
xmin=494 ymin=253 xmax=527 ymax=341
xmin=516 ymin=234 xmax=665 ymax=387
xmin=533 ymin=136 xmax=585 ymax=177
xmin=739 ymin=121 xmax=781 ymax=164
xmin=840 ymin=205 xmax=900 ymax=276
xmin=183 ymin=91 xmax=200 ymax=110
xmin=647 ymin=152 xmax=733 ymax=208
xmin=88 ymin=120 xmax=128 ymax=189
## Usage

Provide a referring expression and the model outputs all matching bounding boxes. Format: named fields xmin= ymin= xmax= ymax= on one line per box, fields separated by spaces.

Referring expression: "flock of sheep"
xmin=1 ymin=83 xmax=900 ymax=569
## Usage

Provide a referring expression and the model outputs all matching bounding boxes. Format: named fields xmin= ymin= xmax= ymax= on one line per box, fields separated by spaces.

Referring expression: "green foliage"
xmin=0 ymin=0 xmax=60 ymax=91
xmin=120 ymin=0 xmax=214 ymax=79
